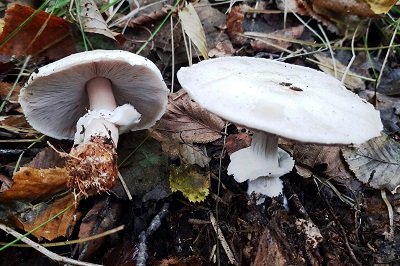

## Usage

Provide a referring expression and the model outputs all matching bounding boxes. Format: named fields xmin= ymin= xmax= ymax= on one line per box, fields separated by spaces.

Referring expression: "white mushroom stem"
xmin=227 ymin=131 xmax=294 ymax=183
xmin=74 ymin=77 xmax=142 ymax=146
xmin=252 ymin=132 xmax=279 ymax=167
xmin=84 ymin=77 xmax=119 ymax=145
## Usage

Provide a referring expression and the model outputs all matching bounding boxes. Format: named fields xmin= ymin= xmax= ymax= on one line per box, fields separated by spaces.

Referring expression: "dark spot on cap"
xmin=279 ymin=82 xmax=292 ymax=87
xmin=289 ymin=86 xmax=303 ymax=92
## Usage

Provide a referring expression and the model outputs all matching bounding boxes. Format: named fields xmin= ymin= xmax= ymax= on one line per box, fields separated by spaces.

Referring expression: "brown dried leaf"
xmin=74 ymin=197 xmax=122 ymax=260
xmin=194 ymin=0 xmax=235 ymax=57
xmin=247 ymin=25 xmax=304 ymax=52
xmin=225 ymin=133 xmax=251 ymax=155
xmin=28 ymin=146 xmax=66 ymax=169
xmin=17 ymin=193 xmax=78 ymax=241
xmin=0 ymin=115 xmax=39 ymax=138
xmin=80 ymin=0 xmax=116 ymax=40
xmin=0 ymin=4 xmax=75 ymax=59
xmin=0 ymin=82 xmax=19 ymax=103
xmin=293 ymin=144 xmax=353 ymax=179
xmin=155 ymin=90 xmax=225 ymax=144
xmin=0 ymin=167 xmax=68 ymax=202
xmin=254 ymin=226 xmax=287 ymax=266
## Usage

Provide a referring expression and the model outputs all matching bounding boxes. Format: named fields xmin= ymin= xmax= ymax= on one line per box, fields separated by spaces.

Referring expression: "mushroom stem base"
xmin=66 ymin=135 xmax=117 ymax=197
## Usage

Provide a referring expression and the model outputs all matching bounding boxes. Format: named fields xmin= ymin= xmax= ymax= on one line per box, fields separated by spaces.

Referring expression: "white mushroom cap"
xmin=19 ymin=50 xmax=169 ymax=140
xmin=177 ymin=57 xmax=382 ymax=144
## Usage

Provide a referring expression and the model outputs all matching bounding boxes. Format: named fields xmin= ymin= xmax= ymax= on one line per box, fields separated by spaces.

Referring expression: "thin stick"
xmin=209 ymin=212 xmax=239 ymax=266
xmin=117 ymin=171 xmax=133 ymax=200
xmin=381 ymin=189 xmax=394 ymax=241
xmin=0 ymin=225 xmax=125 ymax=248
xmin=0 ymin=224 xmax=102 ymax=266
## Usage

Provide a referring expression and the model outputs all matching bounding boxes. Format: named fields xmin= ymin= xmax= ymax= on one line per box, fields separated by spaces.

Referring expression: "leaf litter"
xmin=0 ymin=0 xmax=400 ymax=265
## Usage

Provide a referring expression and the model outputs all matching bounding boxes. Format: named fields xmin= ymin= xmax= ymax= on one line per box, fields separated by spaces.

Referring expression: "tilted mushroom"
xmin=20 ymin=50 xmax=169 ymax=195
xmin=177 ymin=56 xmax=383 ymax=200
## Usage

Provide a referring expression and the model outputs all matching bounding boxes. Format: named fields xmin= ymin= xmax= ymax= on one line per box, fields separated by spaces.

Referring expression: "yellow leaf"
xmin=169 ymin=164 xmax=209 ymax=202
xmin=179 ymin=3 xmax=209 ymax=59
xmin=364 ymin=0 xmax=397 ymax=14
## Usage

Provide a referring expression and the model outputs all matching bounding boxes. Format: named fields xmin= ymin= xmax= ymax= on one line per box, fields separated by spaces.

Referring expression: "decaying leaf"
xmin=0 ymin=4 xmax=75 ymax=59
xmin=80 ymin=0 xmax=116 ymax=41
xmin=73 ymin=197 xmax=122 ymax=260
xmin=194 ymin=0 xmax=235 ymax=57
xmin=225 ymin=133 xmax=252 ymax=155
xmin=179 ymin=3 xmax=209 ymax=59
xmin=314 ymin=54 xmax=365 ymax=91
xmin=0 ymin=115 xmax=39 ymax=138
xmin=17 ymin=192 xmax=78 ymax=241
xmin=226 ymin=5 xmax=304 ymax=52
xmin=295 ymin=218 xmax=323 ymax=249
xmin=159 ymin=141 xmax=210 ymax=167
xmin=0 ymin=82 xmax=19 ymax=103
xmin=155 ymin=90 xmax=225 ymax=144
xmin=342 ymin=134 xmax=400 ymax=193
xmin=293 ymin=144 xmax=353 ymax=179
xmin=0 ymin=167 xmax=69 ymax=202
xmin=114 ymin=132 xmax=170 ymax=200
xmin=169 ymin=164 xmax=210 ymax=203
xmin=27 ymin=146 xmax=66 ymax=169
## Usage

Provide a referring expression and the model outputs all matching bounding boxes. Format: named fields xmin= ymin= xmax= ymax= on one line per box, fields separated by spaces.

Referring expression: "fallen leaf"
xmin=179 ymin=3 xmax=209 ymax=59
xmin=178 ymin=144 xmax=210 ymax=167
xmin=363 ymin=0 xmax=397 ymax=14
xmin=80 ymin=0 xmax=116 ymax=41
xmin=0 ymin=115 xmax=39 ymax=138
xmin=342 ymin=134 xmax=400 ymax=193
xmin=169 ymin=164 xmax=210 ymax=203
xmin=0 ymin=4 xmax=75 ymax=59
xmin=73 ymin=197 xmax=122 ymax=260
xmin=254 ymin=226 xmax=287 ymax=266
xmin=0 ymin=167 xmax=69 ymax=202
xmin=27 ymin=146 xmax=66 ymax=169
xmin=293 ymin=144 xmax=353 ymax=179
xmin=113 ymin=132 xmax=170 ymax=200
xmin=155 ymin=90 xmax=225 ymax=144
xmin=226 ymin=5 xmax=304 ymax=52
xmin=225 ymin=133 xmax=252 ymax=155
xmin=155 ymin=139 xmax=211 ymax=168
xmin=0 ymin=82 xmax=19 ymax=103
xmin=246 ymin=25 xmax=304 ymax=52
xmin=314 ymin=53 xmax=365 ymax=91
xmin=17 ymin=192 xmax=78 ymax=241
xmin=194 ymin=0 xmax=235 ymax=57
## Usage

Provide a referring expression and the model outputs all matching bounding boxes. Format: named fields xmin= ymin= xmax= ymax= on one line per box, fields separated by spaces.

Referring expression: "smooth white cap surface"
xmin=19 ymin=50 xmax=169 ymax=140
xmin=177 ymin=57 xmax=383 ymax=144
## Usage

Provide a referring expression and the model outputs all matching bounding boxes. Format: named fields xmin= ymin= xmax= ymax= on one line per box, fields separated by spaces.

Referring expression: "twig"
xmin=0 ymin=225 xmax=125 ymax=248
xmin=381 ymin=189 xmax=394 ymax=241
xmin=136 ymin=203 xmax=170 ymax=266
xmin=0 ymin=224 xmax=102 ymax=266
xmin=209 ymin=212 xmax=239 ymax=266
xmin=117 ymin=171 xmax=133 ymax=200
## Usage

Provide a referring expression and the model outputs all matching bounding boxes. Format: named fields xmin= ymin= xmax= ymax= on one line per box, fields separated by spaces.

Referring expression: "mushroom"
xmin=177 ymin=56 xmax=383 ymax=200
xmin=19 ymin=50 xmax=169 ymax=195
